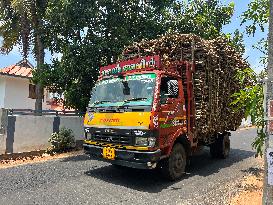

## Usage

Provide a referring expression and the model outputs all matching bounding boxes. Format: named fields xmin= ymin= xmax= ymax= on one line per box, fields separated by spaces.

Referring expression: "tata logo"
xmin=134 ymin=130 xmax=146 ymax=136
xmin=105 ymin=129 xmax=115 ymax=134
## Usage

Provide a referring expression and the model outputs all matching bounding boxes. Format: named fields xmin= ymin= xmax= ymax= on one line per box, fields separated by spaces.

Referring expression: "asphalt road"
xmin=0 ymin=128 xmax=261 ymax=205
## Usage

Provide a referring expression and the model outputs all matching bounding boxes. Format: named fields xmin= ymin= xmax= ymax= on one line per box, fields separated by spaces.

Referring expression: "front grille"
xmin=92 ymin=134 xmax=132 ymax=145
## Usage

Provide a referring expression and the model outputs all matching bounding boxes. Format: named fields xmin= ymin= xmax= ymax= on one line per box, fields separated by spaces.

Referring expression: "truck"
xmin=83 ymin=34 xmax=248 ymax=180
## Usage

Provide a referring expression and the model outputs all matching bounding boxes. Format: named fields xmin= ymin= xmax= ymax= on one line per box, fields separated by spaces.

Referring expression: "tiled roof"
xmin=0 ymin=59 xmax=33 ymax=78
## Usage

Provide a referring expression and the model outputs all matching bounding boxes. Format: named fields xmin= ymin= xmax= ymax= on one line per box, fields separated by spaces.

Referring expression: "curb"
xmin=0 ymin=140 xmax=84 ymax=161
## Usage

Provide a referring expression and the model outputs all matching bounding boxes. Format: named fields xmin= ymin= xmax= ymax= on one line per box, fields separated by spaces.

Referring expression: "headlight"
xmin=135 ymin=137 xmax=156 ymax=147
xmin=135 ymin=137 xmax=148 ymax=146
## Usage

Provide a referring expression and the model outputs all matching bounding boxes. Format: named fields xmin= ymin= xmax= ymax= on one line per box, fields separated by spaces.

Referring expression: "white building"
xmin=0 ymin=59 xmax=52 ymax=110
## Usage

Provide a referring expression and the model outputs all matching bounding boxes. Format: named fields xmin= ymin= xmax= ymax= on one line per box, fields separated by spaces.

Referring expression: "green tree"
xmin=36 ymin=0 xmax=167 ymax=110
xmin=0 ymin=0 xmax=47 ymax=111
xmin=241 ymin=0 xmax=269 ymax=64
xmin=231 ymin=68 xmax=266 ymax=156
xmin=35 ymin=0 xmax=239 ymax=111
xmin=231 ymin=0 xmax=270 ymax=156
xmin=165 ymin=0 xmax=235 ymax=39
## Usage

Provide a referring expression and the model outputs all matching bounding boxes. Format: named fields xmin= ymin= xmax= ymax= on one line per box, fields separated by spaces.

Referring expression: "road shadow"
xmin=61 ymin=154 xmax=90 ymax=162
xmin=84 ymin=148 xmax=255 ymax=193
xmin=85 ymin=165 xmax=173 ymax=192
xmin=187 ymin=147 xmax=255 ymax=177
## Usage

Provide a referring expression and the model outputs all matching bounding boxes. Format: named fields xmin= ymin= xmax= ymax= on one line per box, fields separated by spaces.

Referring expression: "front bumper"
xmin=83 ymin=143 xmax=161 ymax=169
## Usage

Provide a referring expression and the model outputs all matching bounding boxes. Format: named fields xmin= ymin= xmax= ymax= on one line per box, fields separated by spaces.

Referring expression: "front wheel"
xmin=161 ymin=143 xmax=187 ymax=181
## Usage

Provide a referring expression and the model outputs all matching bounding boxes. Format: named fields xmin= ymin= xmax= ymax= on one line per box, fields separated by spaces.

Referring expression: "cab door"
xmin=158 ymin=76 xmax=185 ymax=147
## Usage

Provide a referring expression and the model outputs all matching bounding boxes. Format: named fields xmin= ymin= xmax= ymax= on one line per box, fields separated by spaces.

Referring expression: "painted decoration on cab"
xmin=100 ymin=55 xmax=160 ymax=76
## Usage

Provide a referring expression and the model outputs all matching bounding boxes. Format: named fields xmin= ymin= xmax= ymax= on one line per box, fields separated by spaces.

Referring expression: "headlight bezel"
xmin=147 ymin=137 xmax=156 ymax=147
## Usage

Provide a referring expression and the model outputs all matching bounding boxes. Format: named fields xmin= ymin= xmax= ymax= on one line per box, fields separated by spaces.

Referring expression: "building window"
xmin=29 ymin=84 xmax=37 ymax=99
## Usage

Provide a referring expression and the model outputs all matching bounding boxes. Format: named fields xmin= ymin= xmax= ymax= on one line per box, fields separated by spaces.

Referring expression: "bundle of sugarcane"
xmin=122 ymin=34 xmax=250 ymax=142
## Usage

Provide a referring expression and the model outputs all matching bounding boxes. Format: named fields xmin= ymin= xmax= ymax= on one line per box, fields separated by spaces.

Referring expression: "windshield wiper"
xmin=123 ymin=98 xmax=148 ymax=103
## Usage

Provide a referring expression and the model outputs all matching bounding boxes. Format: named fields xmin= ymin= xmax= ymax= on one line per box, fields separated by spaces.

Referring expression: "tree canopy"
xmin=241 ymin=0 xmax=269 ymax=65
xmin=0 ymin=0 xmax=48 ymax=111
xmin=31 ymin=0 xmax=237 ymax=111
xmin=231 ymin=0 xmax=270 ymax=156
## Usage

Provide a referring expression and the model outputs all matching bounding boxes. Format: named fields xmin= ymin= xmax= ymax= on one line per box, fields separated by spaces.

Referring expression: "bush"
xmin=47 ymin=127 xmax=76 ymax=153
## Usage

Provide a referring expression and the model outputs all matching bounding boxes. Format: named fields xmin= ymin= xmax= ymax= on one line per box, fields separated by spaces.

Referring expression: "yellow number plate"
xmin=102 ymin=147 xmax=115 ymax=160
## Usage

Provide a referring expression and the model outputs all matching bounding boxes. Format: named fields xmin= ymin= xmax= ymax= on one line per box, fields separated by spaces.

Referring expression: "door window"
xmin=160 ymin=77 xmax=179 ymax=102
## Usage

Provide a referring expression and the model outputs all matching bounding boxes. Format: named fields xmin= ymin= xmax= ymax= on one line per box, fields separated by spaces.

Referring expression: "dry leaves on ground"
xmin=230 ymin=159 xmax=264 ymax=205
xmin=0 ymin=150 xmax=83 ymax=169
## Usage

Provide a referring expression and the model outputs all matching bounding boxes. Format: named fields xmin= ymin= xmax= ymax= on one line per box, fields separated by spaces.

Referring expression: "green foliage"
xmin=231 ymin=68 xmax=266 ymax=156
xmin=166 ymin=0 xmax=235 ymax=39
xmin=241 ymin=0 xmax=269 ymax=36
xmin=0 ymin=0 xmax=47 ymax=58
xmin=241 ymin=0 xmax=269 ymax=64
xmin=47 ymin=127 xmax=75 ymax=153
xmin=225 ymin=29 xmax=245 ymax=53
xmin=0 ymin=0 xmax=48 ymax=110
xmin=252 ymin=38 xmax=268 ymax=66
xmin=34 ymin=0 xmax=239 ymax=111
xmin=233 ymin=0 xmax=270 ymax=156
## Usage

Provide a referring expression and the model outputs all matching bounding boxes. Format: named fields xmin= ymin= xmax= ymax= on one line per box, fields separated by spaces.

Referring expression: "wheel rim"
xmin=173 ymin=152 xmax=184 ymax=173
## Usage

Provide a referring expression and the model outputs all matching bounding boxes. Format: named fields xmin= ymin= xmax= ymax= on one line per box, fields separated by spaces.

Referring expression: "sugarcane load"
xmin=83 ymin=33 xmax=250 ymax=180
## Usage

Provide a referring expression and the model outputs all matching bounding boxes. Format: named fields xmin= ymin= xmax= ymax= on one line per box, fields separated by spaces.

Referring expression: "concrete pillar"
xmin=0 ymin=109 xmax=8 ymax=154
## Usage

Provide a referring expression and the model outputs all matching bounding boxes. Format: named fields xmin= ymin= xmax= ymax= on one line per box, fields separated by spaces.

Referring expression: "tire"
xmin=161 ymin=143 xmax=187 ymax=181
xmin=210 ymin=142 xmax=219 ymax=158
xmin=210 ymin=133 xmax=230 ymax=159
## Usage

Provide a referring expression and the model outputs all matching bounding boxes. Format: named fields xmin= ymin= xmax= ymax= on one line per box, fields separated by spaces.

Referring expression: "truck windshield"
xmin=89 ymin=73 xmax=156 ymax=107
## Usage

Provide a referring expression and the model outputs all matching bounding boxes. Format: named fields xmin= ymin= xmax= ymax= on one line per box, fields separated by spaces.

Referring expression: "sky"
xmin=0 ymin=0 xmax=268 ymax=73
xmin=222 ymin=0 xmax=268 ymax=73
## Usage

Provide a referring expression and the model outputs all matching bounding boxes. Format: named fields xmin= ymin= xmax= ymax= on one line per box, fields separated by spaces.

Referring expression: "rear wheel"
xmin=161 ymin=143 xmax=187 ymax=181
xmin=210 ymin=133 xmax=230 ymax=159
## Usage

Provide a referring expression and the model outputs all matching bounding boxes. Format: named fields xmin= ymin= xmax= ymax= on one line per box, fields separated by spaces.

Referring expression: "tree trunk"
xmin=263 ymin=0 xmax=273 ymax=204
xmin=34 ymin=33 xmax=44 ymax=113
xmin=30 ymin=1 xmax=44 ymax=113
